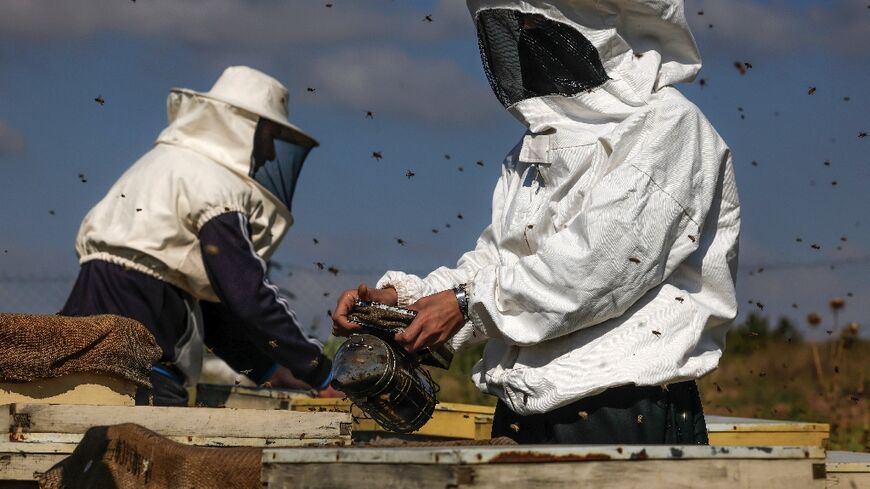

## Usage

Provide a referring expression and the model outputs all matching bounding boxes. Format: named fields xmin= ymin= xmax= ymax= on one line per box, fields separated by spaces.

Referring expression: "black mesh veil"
xmin=250 ymin=118 xmax=312 ymax=213
xmin=476 ymin=9 xmax=610 ymax=108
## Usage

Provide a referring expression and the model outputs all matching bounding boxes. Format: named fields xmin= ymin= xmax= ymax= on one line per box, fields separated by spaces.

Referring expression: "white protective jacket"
xmin=378 ymin=0 xmax=740 ymax=415
xmin=76 ymin=89 xmax=291 ymax=302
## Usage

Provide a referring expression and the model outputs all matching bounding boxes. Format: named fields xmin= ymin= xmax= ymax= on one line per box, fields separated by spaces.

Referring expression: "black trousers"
xmin=492 ymin=381 xmax=708 ymax=444
xmin=133 ymin=365 xmax=189 ymax=407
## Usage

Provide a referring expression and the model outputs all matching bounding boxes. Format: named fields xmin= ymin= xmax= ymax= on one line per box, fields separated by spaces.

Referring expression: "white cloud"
xmin=308 ymin=47 xmax=501 ymax=125
xmin=0 ymin=0 xmax=489 ymax=124
xmin=0 ymin=120 xmax=25 ymax=158
xmin=689 ymin=0 xmax=870 ymax=57
xmin=0 ymin=0 xmax=471 ymax=47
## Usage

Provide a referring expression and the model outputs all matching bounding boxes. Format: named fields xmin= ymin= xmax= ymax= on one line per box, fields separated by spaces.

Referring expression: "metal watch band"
xmin=453 ymin=284 xmax=470 ymax=321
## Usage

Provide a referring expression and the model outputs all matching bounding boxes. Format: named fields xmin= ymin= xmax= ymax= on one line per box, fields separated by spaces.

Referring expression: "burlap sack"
xmin=39 ymin=423 xmax=261 ymax=489
xmin=0 ymin=313 xmax=161 ymax=386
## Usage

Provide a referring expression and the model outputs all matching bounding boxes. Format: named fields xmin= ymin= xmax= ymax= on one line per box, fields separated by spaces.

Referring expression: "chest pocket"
xmin=547 ymin=144 xmax=608 ymax=232
xmin=500 ymin=140 xmax=603 ymax=255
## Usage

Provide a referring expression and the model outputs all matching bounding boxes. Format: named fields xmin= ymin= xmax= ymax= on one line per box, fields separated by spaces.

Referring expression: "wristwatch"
xmin=453 ymin=284 xmax=470 ymax=321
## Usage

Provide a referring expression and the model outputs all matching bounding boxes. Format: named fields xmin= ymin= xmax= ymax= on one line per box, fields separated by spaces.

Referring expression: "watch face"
xmin=453 ymin=286 xmax=470 ymax=319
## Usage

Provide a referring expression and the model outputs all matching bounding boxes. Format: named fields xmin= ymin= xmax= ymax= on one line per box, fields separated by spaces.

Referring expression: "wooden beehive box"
xmin=0 ymin=373 xmax=136 ymax=407
xmin=195 ymin=383 xmax=314 ymax=410
xmin=262 ymin=445 xmax=828 ymax=489
xmin=291 ymin=400 xmax=832 ymax=448
xmin=0 ymin=403 xmax=352 ymax=484
xmin=825 ymin=451 xmax=870 ymax=488
xmin=706 ymin=415 xmax=830 ymax=448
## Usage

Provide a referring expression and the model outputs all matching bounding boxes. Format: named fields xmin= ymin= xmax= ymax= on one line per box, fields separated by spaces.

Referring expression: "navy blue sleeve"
xmin=198 ymin=212 xmax=331 ymax=389
xmin=201 ymin=300 xmax=278 ymax=385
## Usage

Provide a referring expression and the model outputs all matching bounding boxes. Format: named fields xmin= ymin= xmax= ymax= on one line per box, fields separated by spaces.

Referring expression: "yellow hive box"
xmin=705 ymin=415 xmax=829 ymax=449
xmin=292 ymin=400 xmax=831 ymax=449
xmin=291 ymin=398 xmax=495 ymax=440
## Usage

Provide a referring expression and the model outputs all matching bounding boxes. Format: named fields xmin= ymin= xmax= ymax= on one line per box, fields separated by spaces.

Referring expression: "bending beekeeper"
xmin=334 ymin=0 xmax=740 ymax=444
xmin=63 ymin=66 xmax=334 ymax=405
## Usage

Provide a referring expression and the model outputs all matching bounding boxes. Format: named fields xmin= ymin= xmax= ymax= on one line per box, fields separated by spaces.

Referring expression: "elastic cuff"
xmin=152 ymin=364 xmax=180 ymax=382
xmin=300 ymin=355 xmax=333 ymax=389
xmin=465 ymin=270 xmax=499 ymax=341
xmin=376 ymin=271 xmax=425 ymax=307
xmin=195 ymin=207 xmax=246 ymax=234
xmin=315 ymin=369 xmax=334 ymax=391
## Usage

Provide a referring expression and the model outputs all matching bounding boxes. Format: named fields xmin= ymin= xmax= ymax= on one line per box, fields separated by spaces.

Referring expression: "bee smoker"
xmin=332 ymin=333 xmax=436 ymax=433
xmin=331 ymin=301 xmax=450 ymax=433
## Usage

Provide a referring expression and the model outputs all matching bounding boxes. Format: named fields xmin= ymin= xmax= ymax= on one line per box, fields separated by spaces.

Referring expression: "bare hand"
xmin=267 ymin=365 xmax=315 ymax=390
xmin=395 ymin=289 xmax=465 ymax=353
xmin=317 ymin=384 xmax=345 ymax=398
xmin=332 ymin=284 xmax=398 ymax=337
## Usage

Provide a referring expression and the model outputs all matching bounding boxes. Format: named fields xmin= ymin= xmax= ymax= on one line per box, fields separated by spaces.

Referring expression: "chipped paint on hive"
xmin=488 ymin=451 xmax=613 ymax=463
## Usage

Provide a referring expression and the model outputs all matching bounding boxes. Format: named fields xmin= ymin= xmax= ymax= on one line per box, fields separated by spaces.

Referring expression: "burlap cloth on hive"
xmin=39 ymin=423 xmax=261 ymax=489
xmin=0 ymin=313 xmax=161 ymax=387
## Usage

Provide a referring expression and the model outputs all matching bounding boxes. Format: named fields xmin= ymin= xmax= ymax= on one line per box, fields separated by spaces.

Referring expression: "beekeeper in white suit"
xmin=64 ymin=67 xmax=334 ymax=405
xmin=334 ymin=0 xmax=739 ymax=444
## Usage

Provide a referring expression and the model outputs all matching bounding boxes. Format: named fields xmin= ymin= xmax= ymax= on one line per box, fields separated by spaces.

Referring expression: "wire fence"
xmin=1 ymin=255 xmax=867 ymax=341
xmin=0 ymin=264 xmax=400 ymax=342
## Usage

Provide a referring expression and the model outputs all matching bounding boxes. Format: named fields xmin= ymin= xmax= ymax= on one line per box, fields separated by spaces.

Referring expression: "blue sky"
xmin=0 ymin=0 xmax=867 ymax=340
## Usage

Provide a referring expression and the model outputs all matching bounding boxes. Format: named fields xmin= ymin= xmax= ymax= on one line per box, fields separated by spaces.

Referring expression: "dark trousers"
xmin=492 ymin=381 xmax=708 ymax=444
xmin=133 ymin=365 xmax=189 ymax=407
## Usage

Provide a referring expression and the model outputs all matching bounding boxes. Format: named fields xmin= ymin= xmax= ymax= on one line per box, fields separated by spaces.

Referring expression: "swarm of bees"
xmin=54 ymin=5 xmax=863 ymax=445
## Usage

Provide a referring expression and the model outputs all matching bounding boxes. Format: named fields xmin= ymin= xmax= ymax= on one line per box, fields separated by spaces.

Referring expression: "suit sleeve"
xmin=377 ymin=167 xmax=510 ymax=352
xmin=465 ymin=104 xmax=727 ymax=346
xmin=198 ymin=212 xmax=331 ymax=389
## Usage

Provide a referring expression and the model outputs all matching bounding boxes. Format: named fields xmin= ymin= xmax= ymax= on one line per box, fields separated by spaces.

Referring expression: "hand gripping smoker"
xmin=331 ymin=301 xmax=454 ymax=433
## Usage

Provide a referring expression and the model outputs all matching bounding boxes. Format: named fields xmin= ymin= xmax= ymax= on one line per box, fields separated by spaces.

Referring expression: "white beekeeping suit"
xmin=68 ymin=67 xmax=332 ymax=400
xmin=378 ymin=0 xmax=740 ymax=416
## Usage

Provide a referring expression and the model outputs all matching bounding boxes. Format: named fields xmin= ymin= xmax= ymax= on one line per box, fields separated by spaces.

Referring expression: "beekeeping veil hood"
xmin=468 ymin=0 xmax=701 ymax=129
xmin=158 ymin=66 xmax=318 ymax=215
